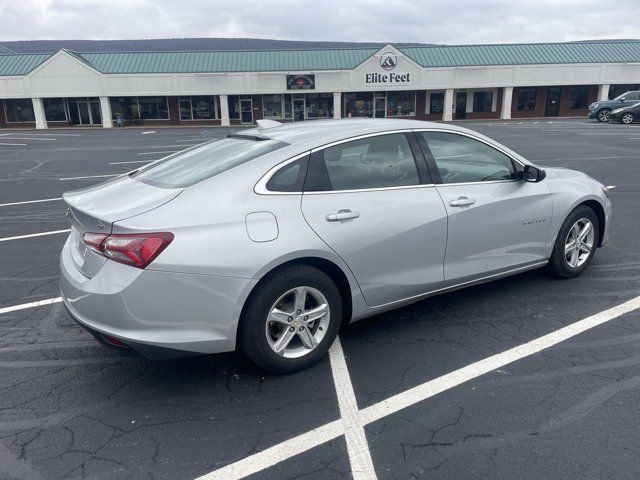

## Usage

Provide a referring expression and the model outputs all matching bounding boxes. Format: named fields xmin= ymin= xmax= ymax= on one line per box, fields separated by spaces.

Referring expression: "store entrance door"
xmin=240 ymin=99 xmax=253 ymax=124
xmin=293 ymin=99 xmax=305 ymax=121
xmin=545 ymin=87 xmax=561 ymax=116
xmin=455 ymin=92 xmax=466 ymax=119
xmin=68 ymin=98 xmax=102 ymax=126
xmin=374 ymin=96 xmax=386 ymax=118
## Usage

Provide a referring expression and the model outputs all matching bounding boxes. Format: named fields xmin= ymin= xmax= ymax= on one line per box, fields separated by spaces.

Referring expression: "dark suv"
xmin=588 ymin=90 xmax=640 ymax=122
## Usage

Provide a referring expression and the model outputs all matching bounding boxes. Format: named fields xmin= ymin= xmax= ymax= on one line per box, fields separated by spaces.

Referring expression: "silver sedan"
xmin=60 ymin=119 xmax=612 ymax=372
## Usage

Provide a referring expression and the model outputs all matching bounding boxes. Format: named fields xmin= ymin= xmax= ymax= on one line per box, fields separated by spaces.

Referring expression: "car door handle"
xmin=449 ymin=196 xmax=476 ymax=207
xmin=326 ymin=209 xmax=360 ymax=222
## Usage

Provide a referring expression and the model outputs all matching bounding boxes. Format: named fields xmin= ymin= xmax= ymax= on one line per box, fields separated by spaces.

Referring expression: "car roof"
xmin=238 ymin=118 xmax=472 ymax=150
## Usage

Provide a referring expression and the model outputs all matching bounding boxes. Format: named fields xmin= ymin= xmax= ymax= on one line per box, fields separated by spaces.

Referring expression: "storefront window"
xmin=569 ymin=86 xmax=589 ymax=109
xmin=3 ymin=99 xmax=35 ymax=123
xmin=283 ymin=94 xmax=292 ymax=118
xmin=306 ymin=93 xmax=333 ymax=118
xmin=43 ymin=98 xmax=67 ymax=122
xmin=387 ymin=92 xmax=415 ymax=117
xmin=110 ymin=97 xmax=139 ymax=120
xmin=262 ymin=94 xmax=283 ymax=118
xmin=473 ymin=91 xmax=493 ymax=113
xmin=228 ymin=96 xmax=240 ymax=119
xmin=429 ymin=93 xmax=444 ymax=114
xmin=344 ymin=92 xmax=373 ymax=118
xmin=179 ymin=96 xmax=217 ymax=120
xmin=138 ymin=97 xmax=169 ymax=120
xmin=517 ymin=87 xmax=537 ymax=111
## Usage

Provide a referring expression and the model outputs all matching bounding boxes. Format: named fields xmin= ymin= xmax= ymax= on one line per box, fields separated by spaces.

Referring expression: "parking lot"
xmin=1 ymin=118 xmax=640 ymax=480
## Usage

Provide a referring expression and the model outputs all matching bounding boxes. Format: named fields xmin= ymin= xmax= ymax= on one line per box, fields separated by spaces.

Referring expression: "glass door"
xmin=240 ymin=99 xmax=253 ymax=124
xmin=374 ymin=96 xmax=386 ymax=118
xmin=545 ymin=87 xmax=561 ymax=116
xmin=293 ymin=99 xmax=305 ymax=121
xmin=88 ymin=99 xmax=102 ymax=125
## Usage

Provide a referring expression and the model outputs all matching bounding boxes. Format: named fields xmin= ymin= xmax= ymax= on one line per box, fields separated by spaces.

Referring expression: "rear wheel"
xmin=239 ymin=265 xmax=342 ymax=373
xmin=547 ymin=205 xmax=599 ymax=278
xmin=621 ymin=112 xmax=635 ymax=124
xmin=596 ymin=109 xmax=610 ymax=122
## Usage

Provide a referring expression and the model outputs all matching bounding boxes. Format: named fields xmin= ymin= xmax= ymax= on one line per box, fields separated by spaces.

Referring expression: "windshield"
xmin=132 ymin=136 xmax=287 ymax=188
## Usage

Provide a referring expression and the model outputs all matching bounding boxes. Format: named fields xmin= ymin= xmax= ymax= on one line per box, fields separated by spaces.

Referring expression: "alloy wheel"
xmin=564 ymin=218 xmax=595 ymax=268
xmin=622 ymin=113 xmax=634 ymax=124
xmin=265 ymin=286 xmax=330 ymax=358
xmin=597 ymin=110 xmax=610 ymax=122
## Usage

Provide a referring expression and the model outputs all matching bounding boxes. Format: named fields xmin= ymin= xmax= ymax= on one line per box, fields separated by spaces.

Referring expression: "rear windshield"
xmin=131 ymin=136 xmax=287 ymax=188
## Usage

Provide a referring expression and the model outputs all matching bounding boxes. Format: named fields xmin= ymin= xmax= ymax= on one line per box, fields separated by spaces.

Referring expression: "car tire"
xmin=621 ymin=113 xmax=635 ymax=124
xmin=547 ymin=205 xmax=600 ymax=279
xmin=239 ymin=265 xmax=343 ymax=374
xmin=596 ymin=109 xmax=610 ymax=122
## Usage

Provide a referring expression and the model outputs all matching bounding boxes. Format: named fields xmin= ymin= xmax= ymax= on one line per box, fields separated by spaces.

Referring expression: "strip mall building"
xmin=1 ymin=40 xmax=639 ymax=129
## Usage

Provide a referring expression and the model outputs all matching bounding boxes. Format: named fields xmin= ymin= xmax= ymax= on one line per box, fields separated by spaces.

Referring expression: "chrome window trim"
xmin=254 ymin=129 xmax=418 ymax=195
xmin=412 ymin=128 xmax=527 ymax=184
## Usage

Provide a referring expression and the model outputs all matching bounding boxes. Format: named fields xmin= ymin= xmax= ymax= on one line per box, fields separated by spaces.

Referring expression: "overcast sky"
xmin=0 ymin=0 xmax=638 ymax=44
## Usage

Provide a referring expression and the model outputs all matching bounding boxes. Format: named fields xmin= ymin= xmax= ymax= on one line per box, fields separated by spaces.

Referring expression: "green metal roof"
xmin=76 ymin=48 xmax=379 ymax=73
xmin=0 ymin=53 xmax=51 ymax=76
xmin=1 ymin=41 xmax=640 ymax=77
xmin=400 ymin=41 xmax=640 ymax=67
xmin=0 ymin=45 xmax=15 ymax=55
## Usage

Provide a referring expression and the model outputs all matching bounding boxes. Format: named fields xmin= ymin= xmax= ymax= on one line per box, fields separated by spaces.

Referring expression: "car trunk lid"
xmin=63 ymin=175 xmax=182 ymax=278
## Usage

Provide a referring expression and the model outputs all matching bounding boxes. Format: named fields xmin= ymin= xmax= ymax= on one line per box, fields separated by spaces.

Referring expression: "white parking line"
xmin=329 ymin=339 xmax=377 ymax=480
xmin=0 ymin=142 xmax=27 ymax=146
xmin=0 ymin=229 xmax=70 ymax=242
xmin=0 ymin=297 xmax=62 ymax=315
xmin=0 ymin=198 xmax=62 ymax=207
xmin=0 ymin=137 xmax=57 ymax=141
xmin=59 ymin=174 xmax=120 ymax=181
xmin=137 ymin=150 xmax=179 ymax=155
xmin=0 ymin=133 xmax=81 ymax=137
xmin=109 ymin=160 xmax=153 ymax=165
xmin=149 ymin=145 xmax=196 ymax=149
xmin=196 ymin=294 xmax=640 ymax=479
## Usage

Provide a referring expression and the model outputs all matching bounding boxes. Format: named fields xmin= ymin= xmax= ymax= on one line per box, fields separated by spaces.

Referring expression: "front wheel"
xmin=596 ymin=109 xmax=610 ymax=122
xmin=239 ymin=265 xmax=342 ymax=373
xmin=621 ymin=112 xmax=635 ymax=124
xmin=547 ymin=206 xmax=599 ymax=278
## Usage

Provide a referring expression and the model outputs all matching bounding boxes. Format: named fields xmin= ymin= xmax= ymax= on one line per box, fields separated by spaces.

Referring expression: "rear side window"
xmin=132 ymin=137 xmax=287 ymax=188
xmin=304 ymin=133 xmax=420 ymax=192
xmin=418 ymin=132 xmax=517 ymax=184
xmin=266 ymin=155 xmax=309 ymax=192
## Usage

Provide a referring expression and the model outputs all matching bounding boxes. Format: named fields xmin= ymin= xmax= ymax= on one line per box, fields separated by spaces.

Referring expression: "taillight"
xmin=82 ymin=232 xmax=174 ymax=269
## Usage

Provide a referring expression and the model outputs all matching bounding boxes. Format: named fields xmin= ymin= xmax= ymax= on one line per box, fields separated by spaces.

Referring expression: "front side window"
xmin=305 ymin=133 xmax=420 ymax=191
xmin=473 ymin=91 xmax=493 ymax=113
xmin=624 ymin=91 xmax=640 ymax=101
xmin=133 ymin=137 xmax=287 ymax=188
xmin=419 ymin=132 xmax=517 ymax=184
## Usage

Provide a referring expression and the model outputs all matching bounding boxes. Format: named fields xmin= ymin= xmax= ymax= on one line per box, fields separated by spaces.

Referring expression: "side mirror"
xmin=620 ymin=97 xmax=626 ymax=102
xmin=523 ymin=165 xmax=546 ymax=183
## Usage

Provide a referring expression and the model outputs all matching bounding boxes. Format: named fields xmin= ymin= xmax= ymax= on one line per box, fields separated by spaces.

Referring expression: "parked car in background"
xmin=60 ymin=119 xmax=613 ymax=373
xmin=588 ymin=90 xmax=640 ymax=122
xmin=609 ymin=102 xmax=640 ymax=124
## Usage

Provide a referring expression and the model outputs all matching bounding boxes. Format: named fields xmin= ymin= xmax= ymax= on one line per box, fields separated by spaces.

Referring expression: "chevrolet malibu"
xmin=60 ymin=119 xmax=612 ymax=373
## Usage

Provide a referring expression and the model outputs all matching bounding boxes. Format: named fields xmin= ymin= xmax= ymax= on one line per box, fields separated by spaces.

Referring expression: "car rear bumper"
xmin=60 ymin=237 xmax=255 ymax=359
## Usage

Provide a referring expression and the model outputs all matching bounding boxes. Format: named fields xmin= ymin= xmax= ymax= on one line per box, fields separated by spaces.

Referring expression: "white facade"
xmin=1 ymin=44 xmax=640 ymax=128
